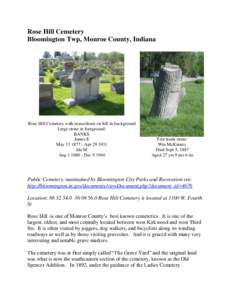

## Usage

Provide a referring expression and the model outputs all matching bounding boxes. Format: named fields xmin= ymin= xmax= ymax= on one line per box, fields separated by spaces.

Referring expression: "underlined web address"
xmin=27 ymin=183 xmax=192 ymax=189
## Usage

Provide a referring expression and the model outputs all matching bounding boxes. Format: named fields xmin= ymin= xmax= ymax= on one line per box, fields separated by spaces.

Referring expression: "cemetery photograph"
xmin=140 ymin=52 xmax=204 ymax=137
xmin=39 ymin=51 xmax=124 ymax=115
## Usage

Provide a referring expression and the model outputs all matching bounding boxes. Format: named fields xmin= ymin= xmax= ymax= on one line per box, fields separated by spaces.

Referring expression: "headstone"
xmin=54 ymin=71 xmax=66 ymax=80
xmin=112 ymin=67 xmax=123 ymax=75
xmin=111 ymin=82 xmax=124 ymax=94
xmin=150 ymin=63 xmax=185 ymax=119
xmin=39 ymin=59 xmax=48 ymax=70
xmin=48 ymin=59 xmax=55 ymax=68
xmin=70 ymin=68 xmax=101 ymax=104
xmin=39 ymin=68 xmax=45 ymax=76
xmin=63 ymin=61 xmax=74 ymax=73
xmin=39 ymin=83 xmax=55 ymax=109
xmin=54 ymin=51 xmax=61 ymax=58
xmin=60 ymin=75 xmax=71 ymax=87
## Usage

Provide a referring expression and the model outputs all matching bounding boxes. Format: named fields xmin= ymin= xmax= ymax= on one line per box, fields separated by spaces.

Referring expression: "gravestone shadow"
xmin=77 ymin=99 xmax=124 ymax=115
xmin=39 ymin=105 xmax=67 ymax=115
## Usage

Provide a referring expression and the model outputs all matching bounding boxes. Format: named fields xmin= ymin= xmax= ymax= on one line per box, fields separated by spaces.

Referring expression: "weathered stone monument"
xmin=150 ymin=63 xmax=185 ymax=119
xmin=111 ymin=82 xmax=124 ymax=94
xmin=64 ymin=68 xmax=101 ymax=106
xmin=39 ymin=83 xmax=55 ymax=109
xmin=54 ymin=70 xmax=66 ymax=80
xmin=63 ymin=61 xmax=74 ymax=73
xmin=60 ymin=75 xmax=71 ymax=87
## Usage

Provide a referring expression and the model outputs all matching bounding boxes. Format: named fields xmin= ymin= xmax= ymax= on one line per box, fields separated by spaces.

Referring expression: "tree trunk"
xmin=150 ymin=63 xmax=183 ymax=119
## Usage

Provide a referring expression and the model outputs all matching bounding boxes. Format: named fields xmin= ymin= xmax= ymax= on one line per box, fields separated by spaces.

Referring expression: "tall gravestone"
xmin=54 ymin=71 xmax=66 ymax=80
xmin=63 ymin=62 xmax=74 ymax=73
xmin=72 ymin=69 xmax=101 ymax=104
xmin=63 ymin=68 xmax=101 ymax=106
xmin=150 ymin=63 xmax=185 ymax=119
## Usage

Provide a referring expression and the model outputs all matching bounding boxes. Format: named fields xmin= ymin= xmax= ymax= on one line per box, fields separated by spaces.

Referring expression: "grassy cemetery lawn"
xmin=140 ymin=77 xmax=151 ymax=81
xmin=140 ymin=81 xmax=204 ymax=136
xmin=40 ymin=74 xmax=124 ymax=116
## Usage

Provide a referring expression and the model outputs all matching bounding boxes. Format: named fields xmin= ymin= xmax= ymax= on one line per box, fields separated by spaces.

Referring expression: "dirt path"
xmin=140 ymin=76 xmax=204 ymax=84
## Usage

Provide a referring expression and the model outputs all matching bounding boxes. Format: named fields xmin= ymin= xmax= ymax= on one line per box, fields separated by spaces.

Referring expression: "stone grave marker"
xmin=63 ymin=61 xmax=74 ymax=73
xmin=39 ymin=68 xmax=45 ymax=76
xmin=111 ymin=82 xmax=124 ymax=94
xmin=60 ymin=75 xmax=71 ymax=87
xmin=54 ymin=70 xmax=66 ymax=80
xmin=150 ymin=63 xmax=186 ymax=119
xmin=64 ymin=68 xmax=101 ymax=106
xmin=39 ymin=83 xmax=55 ymax=109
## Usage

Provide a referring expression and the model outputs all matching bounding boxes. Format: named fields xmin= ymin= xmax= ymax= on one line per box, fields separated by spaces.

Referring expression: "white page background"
xmin=1 ymin=0 xmax=231 ymax=299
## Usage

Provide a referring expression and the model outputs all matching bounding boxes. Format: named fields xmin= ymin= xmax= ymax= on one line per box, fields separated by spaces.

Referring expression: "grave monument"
xmin=150 ymin=63 xmax=185 ymax=119
xmin=63 ymin=61 xmax=74 ymax=73
xmin=111 ymin=82 xmax=124 ymax=94
xmin=64 ymin=68 xmax=101 ymax=106
xmin=39 ymin=83 xmax=55 ymax=109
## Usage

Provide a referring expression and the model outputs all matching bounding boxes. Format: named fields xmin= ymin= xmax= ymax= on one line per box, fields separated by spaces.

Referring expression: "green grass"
xmin=140 ymin=77 xmax=151 ymax=81
xmin=100 ymin=74 xmax=122 ymax=83
xmin=40 ymin=83 xmax=124 ymax=116
xmin=140 ymin=81 xmax=204 ymax=136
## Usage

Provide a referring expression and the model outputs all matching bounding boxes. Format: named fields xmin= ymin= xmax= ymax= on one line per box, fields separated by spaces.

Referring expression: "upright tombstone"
xmin=39 ymin=59 xmax=48 ymax=71
xmin=54 ymin=51 xmax=61 ymax=58
xmin=54 ymin=70 xmax=66 ymax=80
xmin=63 ymin=61 xmax=74 ymax=73
xmin=150 ymin=63 xmax=185 ymax=119
xmin=69 ymin=68 xmax=101 ymax=104
xmin=111 ymin=82 xmax=124 ymax=94
xmin=39 ymin=68 xmax=45 ymax=76
xmin=39 ymin=83 xmax=55 ymax=109
xmin=60 ymin=75 xmax=71 ymax=87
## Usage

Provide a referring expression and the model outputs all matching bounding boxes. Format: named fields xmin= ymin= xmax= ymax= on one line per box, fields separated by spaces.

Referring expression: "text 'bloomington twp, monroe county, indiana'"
xmin=27 ymin=28 xmax=156 ymax=43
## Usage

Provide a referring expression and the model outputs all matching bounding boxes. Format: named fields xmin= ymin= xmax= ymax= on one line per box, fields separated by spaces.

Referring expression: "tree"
xmin=83 ymin=52 xmax=87 ymax=61
xmin=54 ymin=51 xmax=61 ymax=57
xmin=98 ymin=53 xmax=109 ymax=61
xmin=150 ymin=63 xmax=184 ymax=118
xmin=140 ymin=52 xmax=204 ymax=77
xmin=108 ymin=52 xmax=124 ymax=64
xmin=43 ymin=51 xmax=51 ymax=58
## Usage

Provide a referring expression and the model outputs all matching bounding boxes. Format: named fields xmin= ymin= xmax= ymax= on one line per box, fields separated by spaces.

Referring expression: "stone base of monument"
xmin=39 ymin=99 xmax=55 ymax=109
xmin=64 ymin=94 xmax=102 ymax=106
xmin=75 ymin=95 xmax=102 ymax=104
xmin=63 ymin=98 xmax=77 ymax=106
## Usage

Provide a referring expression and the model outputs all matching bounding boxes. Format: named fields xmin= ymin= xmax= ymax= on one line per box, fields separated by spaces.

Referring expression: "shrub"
xmin=195 ymin=79 xmax=204 ymax=84
xmin=47 ymin=67 xmax=53 ymax=73
xmin=100 ymin=80 xmax=110 ymax=83
xmin=48 ymin=74 xmax=56 ymax=84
